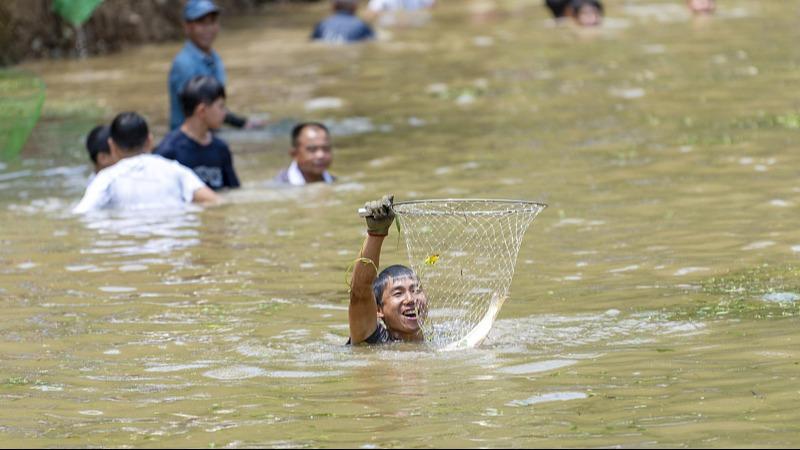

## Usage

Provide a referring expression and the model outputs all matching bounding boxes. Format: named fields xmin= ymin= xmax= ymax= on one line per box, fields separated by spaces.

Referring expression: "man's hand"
xmin=363 ymin=194 xmax=395 ymax=236
xmin=244 ymin=117 xmax=267 ymax=129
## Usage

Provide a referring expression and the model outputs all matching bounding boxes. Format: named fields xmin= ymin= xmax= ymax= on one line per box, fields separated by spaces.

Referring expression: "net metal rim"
xmin=393 ymin=198 xmax=547 ymax=218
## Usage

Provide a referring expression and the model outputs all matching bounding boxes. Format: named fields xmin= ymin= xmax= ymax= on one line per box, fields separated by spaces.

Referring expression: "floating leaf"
xmin=424 ymin=254 xmax=440 ymax=266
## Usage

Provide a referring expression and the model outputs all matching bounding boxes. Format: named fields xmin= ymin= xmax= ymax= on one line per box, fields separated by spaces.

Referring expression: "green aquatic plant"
xmin=3 ymin=376 xmax=31 ymax=386
xmin=732 ymin=111 xmax=800 ymax=130
xmin=668 ymin=264 xmax=800 ymax=321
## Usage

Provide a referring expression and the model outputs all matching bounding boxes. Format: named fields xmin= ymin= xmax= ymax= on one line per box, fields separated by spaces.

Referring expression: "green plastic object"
xmin=52 ymin=0 xmax=104 ymax=26
xmin=0 ymin=71 xmax=46 ymax=160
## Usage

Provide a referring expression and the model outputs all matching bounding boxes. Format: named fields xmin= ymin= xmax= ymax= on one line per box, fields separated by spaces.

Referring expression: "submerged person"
xmin=348 ymin=195 xmax=427 ymax=345
xmin=545 ymin=0 xmax=603 ymax=27
xmin=168 ymin=0 xmax=263 ymax=130
xmin=274 ymin=122 xmax=335 ymax=186
xmin=687 ymin=0 xmax=715 ymax=15
xmin=156 ymin=76 xmax=241 ymax=191
xmin=73 ymin=112 xmax=219 ymax=214
xmin=312 ymin=0 xmax=375 ymax=44
xmin=84 ymin=125 xmax=113 ymax=175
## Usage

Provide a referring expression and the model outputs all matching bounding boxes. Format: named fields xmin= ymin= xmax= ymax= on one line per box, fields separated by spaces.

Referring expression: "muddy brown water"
xmin=1 ymin=0 xmax=800 ymax=447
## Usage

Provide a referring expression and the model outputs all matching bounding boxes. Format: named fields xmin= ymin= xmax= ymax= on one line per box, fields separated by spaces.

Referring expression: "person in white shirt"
xmin=367 ymin=0 xmax=435 ymax=13
xmin=73 ymin=112 xmax=219 ymax=214
xmin=365 ymin=0 xmax=435 ymax=26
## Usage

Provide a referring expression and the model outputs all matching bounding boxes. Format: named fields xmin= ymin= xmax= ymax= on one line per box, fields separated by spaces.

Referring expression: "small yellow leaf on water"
xmin=425 ymin=254 xmax=440 ymax=265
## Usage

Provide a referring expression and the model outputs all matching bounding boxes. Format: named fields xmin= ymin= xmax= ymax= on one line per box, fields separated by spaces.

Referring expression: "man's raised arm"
xmin=349 ymin=195 xmax=394 ymax=344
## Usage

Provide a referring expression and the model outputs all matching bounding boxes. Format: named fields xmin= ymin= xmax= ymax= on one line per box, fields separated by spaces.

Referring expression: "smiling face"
xmin=378 ymin=275 xmax=428 ymax=341
xmin=291 ymin=125 xmax=333 ymax=182
xmin=184 ymin=13 xmax=220 ymax=53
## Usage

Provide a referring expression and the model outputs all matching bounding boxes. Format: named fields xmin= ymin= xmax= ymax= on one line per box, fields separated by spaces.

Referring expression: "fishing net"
xmin=0 ymin=71 xmax=46 ymax=160
xmin=53 ymin=0 xmax=104 ymax=26
xmin=393 ymin=199 xmax=546 ymax=350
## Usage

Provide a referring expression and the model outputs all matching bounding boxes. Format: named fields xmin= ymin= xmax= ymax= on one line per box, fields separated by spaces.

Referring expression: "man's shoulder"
xmin=273 ymin=167 xmax=291 ymax=184
xmin=138 ymin=153 xmax=187 ymax=171
xmin=347 ymin=322 xmax=395 ymax=346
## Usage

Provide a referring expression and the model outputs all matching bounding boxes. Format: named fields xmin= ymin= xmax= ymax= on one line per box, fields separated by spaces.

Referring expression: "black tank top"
xmin=346 ymin=321 xmax=397 ymax=345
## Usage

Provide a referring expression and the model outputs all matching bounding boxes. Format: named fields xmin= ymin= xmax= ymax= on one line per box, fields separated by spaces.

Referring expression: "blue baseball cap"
xmin=184 ymin=0 xmax=221 ymax=21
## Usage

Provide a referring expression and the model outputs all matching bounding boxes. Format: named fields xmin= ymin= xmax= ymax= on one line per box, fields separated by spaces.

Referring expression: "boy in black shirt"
xmin=155 ymin=75 xmax=240 ymax=190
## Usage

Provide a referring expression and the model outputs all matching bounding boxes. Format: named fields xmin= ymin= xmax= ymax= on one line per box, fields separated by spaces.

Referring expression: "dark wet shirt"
xmin=347 ymin=321 xmax=397 ymax=345
xmin=311 ymin=12 xmax=375 ymax=43
xmin=154 ymin=129 xmax=240 ymax=191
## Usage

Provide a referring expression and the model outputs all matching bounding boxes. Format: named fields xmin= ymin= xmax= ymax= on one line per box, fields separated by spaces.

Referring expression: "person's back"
xmin=73 ymin=112 xmax=218 ymax=214
xmin=75 ymin=153 xmax=207 ymax=213
xmin=312 ymin=0 xmax=375 ymax=43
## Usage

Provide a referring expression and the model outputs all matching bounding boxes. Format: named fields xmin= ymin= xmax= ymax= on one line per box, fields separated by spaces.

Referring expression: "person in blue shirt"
xmin=168 ymin=0 xmax=263 ymax=130
xmin=156 ymin=76 xmax=240 ymax=191
xmin=312 ymin=0 xmax=375 ymax=44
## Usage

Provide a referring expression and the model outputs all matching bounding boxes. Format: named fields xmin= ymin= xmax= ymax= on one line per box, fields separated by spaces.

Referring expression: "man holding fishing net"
xmin=348 ymin=195 xmax=546 ymax=348
xmin=348 ymin=195 xmax=427 ymax=345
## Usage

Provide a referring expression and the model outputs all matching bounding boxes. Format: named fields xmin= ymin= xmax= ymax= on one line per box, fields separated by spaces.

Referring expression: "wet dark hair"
xmin=179 ymin=75 xmax=226 ymax=119
xmin=570 ymin=0 xmax=603 ymax=14
xmin=109 ymin=112 xmax=149 ymax=151
xmin=291 ymin=122 xmax=330 ymax=148
xmin=545 ymin=0 xmax=569 ymax=17
xmin=333 ymin=0 xmax=358 ymax=13
xmin=85 ymin=125 xmax=110 ymax=163
xmin=372 ymin=264 xmax=416 ymax=307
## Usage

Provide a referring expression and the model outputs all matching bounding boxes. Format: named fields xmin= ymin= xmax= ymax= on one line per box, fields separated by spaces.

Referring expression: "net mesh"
xmin=0 ymin=71 xmax=46 ymax=160
xmin=393 ymin=199 xmax=546 ymax=349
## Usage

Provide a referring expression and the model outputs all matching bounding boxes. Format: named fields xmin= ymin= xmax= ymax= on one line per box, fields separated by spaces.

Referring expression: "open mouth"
xmin=402 ymin=310 xmax=418 ymax=320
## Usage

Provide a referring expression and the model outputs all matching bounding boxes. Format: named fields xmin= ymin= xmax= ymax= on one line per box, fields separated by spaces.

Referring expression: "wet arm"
xmin=223 ymin=111 xmax=248 ymax=129
xmin=349 ymin=235 xmax=384 ymax=344
xmin=192 ymin=186 xmax=220 ymax=205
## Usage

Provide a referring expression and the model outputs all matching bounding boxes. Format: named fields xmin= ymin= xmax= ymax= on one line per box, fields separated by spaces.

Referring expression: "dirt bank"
xmin=0 ymin=0 xmax=316 ymax=66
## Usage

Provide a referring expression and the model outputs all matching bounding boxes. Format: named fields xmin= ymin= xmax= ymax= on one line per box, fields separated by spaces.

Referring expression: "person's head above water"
xmin=85 ymin=125 xmax=113 ymax=174
xmin=179 ymin=75 xmax=227 ymax=130
xmin=183 ymin=0 xmax=221 ymax=53
xmin=290 ymin=122 xmax=333 ymax=183
xmin=332 ymin=0 xmax=359 ymax=14
xmin=687 ymin=0 xmax=715 ymax=14
xmin=567 ymin=0 xmax=603 ymax=27
xmin=372 ymin=264 xmax=428 ymax=338
xmin=108 ymin=112 xmax=153 ymax=160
